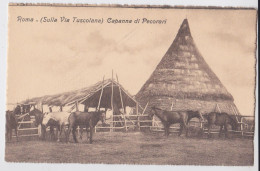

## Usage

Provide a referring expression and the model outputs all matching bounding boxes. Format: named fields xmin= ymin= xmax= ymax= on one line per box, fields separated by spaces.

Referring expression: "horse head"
xmin=148 ymin=106 xmax=157 ymax=118
xmin=42 ymin=112 xmax=51 ymax=126
xmin=229 ymin=115 xmax=239 ymax=131
xmin=187 ymin=111 xmax=204 ymax=123
xmin=34 ymin=110 xmax=44 ymax=127
xmin=98 ymin=111 xmax=106 ymax=125
xmin=13 ymin=105 xmax=21 ymax=115
xmin=6 ymin=111 xmax=12 ymax=122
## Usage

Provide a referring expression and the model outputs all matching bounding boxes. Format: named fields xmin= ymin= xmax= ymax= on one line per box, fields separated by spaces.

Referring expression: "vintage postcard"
xmin=5 ymin=3 xmax=257 ymax=166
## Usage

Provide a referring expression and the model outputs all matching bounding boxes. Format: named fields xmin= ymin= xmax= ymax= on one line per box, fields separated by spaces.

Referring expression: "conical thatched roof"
xmin=136 ymin=19 xmax=239 ymax=115
xmin=22 ymin=79 xmax=137 ymax=108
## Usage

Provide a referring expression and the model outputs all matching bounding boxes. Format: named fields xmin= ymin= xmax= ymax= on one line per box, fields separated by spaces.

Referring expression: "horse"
xmin=6 ymin=111 xmax=18 ymax=142
xmin=149 ymin=106 xmax=204 ymax=137
xmin=30 ymin=108 xmax=51 ymax=140
xmin=67 ymin=111 xmax=106 ymax=144
xmin=204 ymin=112 xmax=239 ymax=138
xmin=13 ymin=105 xmax=22 ymax=115
xmin=42 ymin=112 xmax=71 ymax=142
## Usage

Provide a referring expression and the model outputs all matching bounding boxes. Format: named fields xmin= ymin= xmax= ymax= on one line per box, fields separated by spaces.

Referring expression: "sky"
xmin=7 ymin=6 xmax=257 ymax=116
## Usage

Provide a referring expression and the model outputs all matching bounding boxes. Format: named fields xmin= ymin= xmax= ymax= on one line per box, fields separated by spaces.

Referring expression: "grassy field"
xmin=5 ymin=132 xmax=254 ymax=165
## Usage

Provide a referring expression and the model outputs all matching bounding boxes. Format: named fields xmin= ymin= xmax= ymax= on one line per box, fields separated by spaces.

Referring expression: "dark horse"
xmin=149 ymin=106 xmax=204 ymax=137
xmin=67 ymin=111 xmax=106 ymax=143
xmin=32 ymin=108 xmax=48 ymax=140
xmin=6 ymin=111 xmax=18 ymax=142
xmin=33 ymin=109 xmax=58 ymax=140
xmin=205 ymin=112 xmax=238 ymax=138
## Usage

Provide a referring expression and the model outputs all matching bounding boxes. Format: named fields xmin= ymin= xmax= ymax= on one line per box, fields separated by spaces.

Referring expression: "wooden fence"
xmin=12 ymin=114 xmax=255 ymax=139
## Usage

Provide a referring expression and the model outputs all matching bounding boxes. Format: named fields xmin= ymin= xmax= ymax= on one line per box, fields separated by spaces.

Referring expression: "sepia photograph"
xmin=4 ymin=3 xmax=257 ymax=167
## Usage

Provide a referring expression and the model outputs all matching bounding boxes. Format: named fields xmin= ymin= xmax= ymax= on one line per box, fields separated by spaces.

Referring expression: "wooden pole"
xmin=142 ymin=102 xmax=149 ymax=115
xmin=41 ymin=102 xmax=43 ymax=113
xmin=111 ymin=70 xmax=114 ymax=132
xmin=124 ymin=114 xmax=127 ymax=131
xmin=216 ymin=104 xmax=221 ymax=113
xmin=111 ymin=70 xmax=114 ymax=111
xmin=75 ymin=101 xmax=79 ymax=112
xmin=136 ymin=102 xmax=139 ymax=115
xmin=152 ymin=115 xmax=155 ymax=127
xmin=231 ymin=105 xmax=239 ymax=123
xmin=116 ymin=74 xmax=127 ymax=131
xmin=97 ymin=76 xmax=105 ymax=110
xmin=116 ymin=74 xmax=125 ymax=113
xmin=170 ymin=101 xmax=174 ymax=111
xmin=241 ymin=117 xmax=244 ymax=137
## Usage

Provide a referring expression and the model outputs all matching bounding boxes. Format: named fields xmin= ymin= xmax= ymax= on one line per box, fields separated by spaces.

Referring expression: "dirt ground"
xmin=5 ymin=132 xmax=254 ymax=165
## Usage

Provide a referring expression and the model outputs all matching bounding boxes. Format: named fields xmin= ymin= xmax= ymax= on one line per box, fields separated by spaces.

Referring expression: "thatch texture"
xmin=136 ymin=19 xmax=239 ymax=115
xmin=22 ymin=79 xmax=136 ymax=108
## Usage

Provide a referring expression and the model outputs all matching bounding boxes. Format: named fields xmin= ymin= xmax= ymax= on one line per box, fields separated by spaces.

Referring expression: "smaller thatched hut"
xmin=22 ymin=78 xmax=138 ymax=113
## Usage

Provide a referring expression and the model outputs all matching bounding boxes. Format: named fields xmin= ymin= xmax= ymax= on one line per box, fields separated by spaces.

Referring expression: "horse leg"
xmin=5 ymin=129 xmax=8 ymax=142
xmin=10 ymin=128 xmax=12 ymax=142
xmin=89 ymin=126 xmax=93 ymax=144
xmin=179 ymin=124 xmax=183 ymax=136
xmin=208 ymin=124 xmax=212 ymax=138
xmin=15 ymin=127 xmax=18 ymax=142
xmin=182 ymin=115 xmax=189 ymax=137
xmin=219 ymin=125 xmax=223 ymax=137
xmin=41 ymin=125 xmax=46 ymax=141
xmin=79 ymin=126 xmax=83 ymax=140
xmin=72 ymin=126 xmax=78 ymax=143
xmin=6 ymin=127 xmax=10 ymax=142
xmin=183 ymin=121 xmax=189 ymax=137
xmin=56 ymin=126 xmax=60 ymax=141
xmin=49 ymin=126 xmax=54 ymax=141
xmin=164 ymin=124 xmax=168 ymax=137
xmin=164 ymin=125 xmax=168 ymax=137
xmin=66 ymin=125 xmax=72 ymax=143
xmin=6 ymin=128 xmax=10 ymax=142
xmin=64 ymin=125 xmax=67 ymax=141
xmin=87 ymin=128 xmax=90 ymax=141
xmin=224 ymin=123 xmax=228 ymax=138
xmin=89 ymin=120 xmax=93 ymax=144
xmin=57 ymin=125 xmax=63 ymax=142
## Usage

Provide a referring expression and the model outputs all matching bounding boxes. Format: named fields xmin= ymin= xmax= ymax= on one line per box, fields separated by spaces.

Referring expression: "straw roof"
xmin=22 ymin=79 xmax=137 ymax=108
xmin=136 ymin=19 xmax=239 ymax=115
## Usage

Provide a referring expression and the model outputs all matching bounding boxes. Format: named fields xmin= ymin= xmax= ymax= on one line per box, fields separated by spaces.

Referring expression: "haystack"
xmin=136 ymin=19 xmax=240 ymax=115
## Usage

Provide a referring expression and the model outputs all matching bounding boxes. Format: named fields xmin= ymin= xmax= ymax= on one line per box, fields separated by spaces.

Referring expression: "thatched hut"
xmin=136 ymin=19 xmax=240 ymax=115
xmin=23 ymin=78 xmax=137 ymax=112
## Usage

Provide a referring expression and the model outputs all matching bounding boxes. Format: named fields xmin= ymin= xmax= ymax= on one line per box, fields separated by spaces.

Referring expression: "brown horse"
xmin=205 ymin=112 xmax=239 ymax=138
xmin=149 ymin=106 xmax=204 ymax=137
xmin=6 ymin=111 xmax=18 ymax=142
xmin=67 ymin=111 xmax=106 ymax=143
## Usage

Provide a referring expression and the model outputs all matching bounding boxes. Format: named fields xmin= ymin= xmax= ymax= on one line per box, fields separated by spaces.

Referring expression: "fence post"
xmin=124 ymin=115 xmax=127 ymax=131
xmin=241 ymin=117 xmax=244 ymax=137
xmin=38 ymin=124 xmax=41 ymax=138
xmin=110 ymin=115 xmax=113 ymax=132
xmin=152 ymin=115 xmax=155 ymax=130
xmin=137 ymin=115 xmax=140 ymax=130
